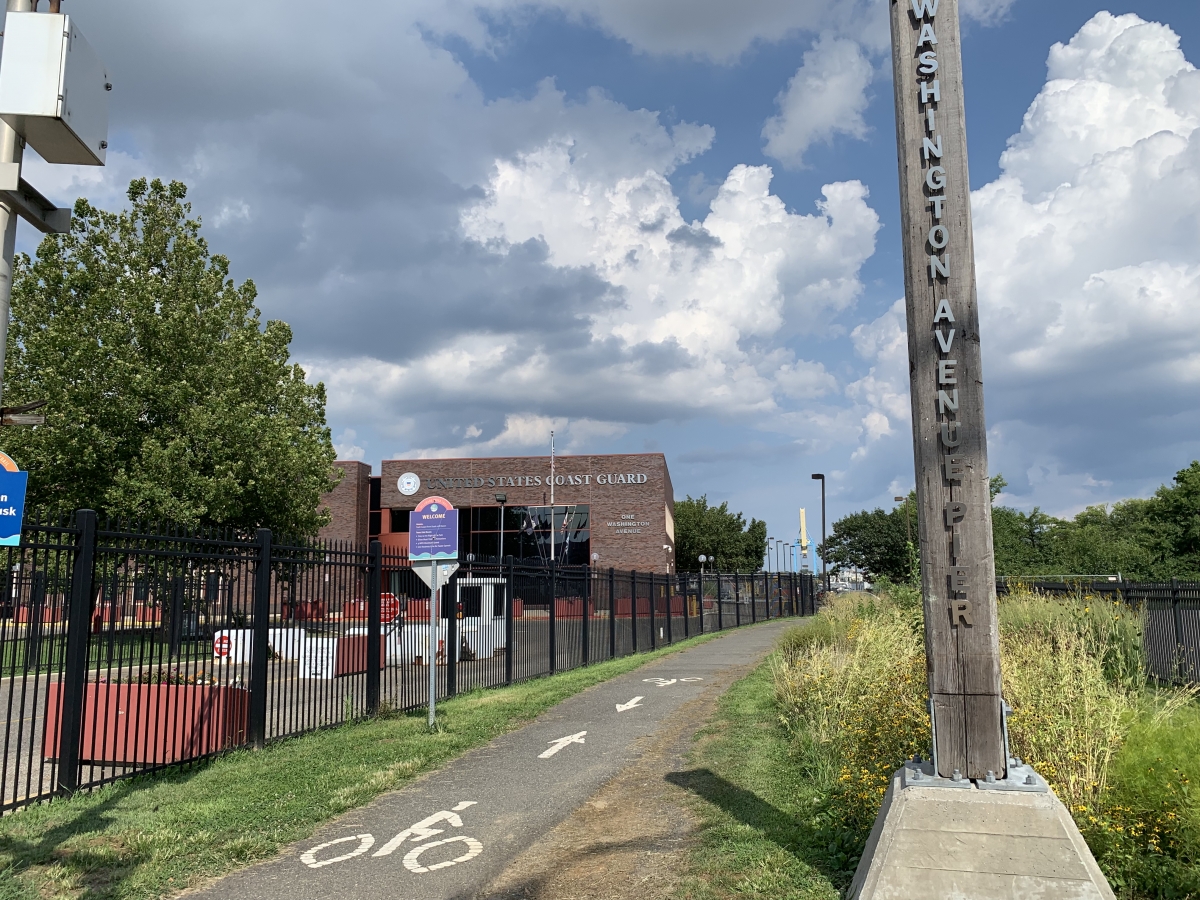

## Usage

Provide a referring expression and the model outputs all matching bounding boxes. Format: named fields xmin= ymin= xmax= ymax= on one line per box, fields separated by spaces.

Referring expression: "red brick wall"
xmin=380 ymin=454 xmax=675 ymax=573
xmin=317 ymin=461 xmax=370 ymax=546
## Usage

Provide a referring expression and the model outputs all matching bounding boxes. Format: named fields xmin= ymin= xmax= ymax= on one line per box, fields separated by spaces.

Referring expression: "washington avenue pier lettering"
xmin=890 ymin=0 xmax=1005 ymax=780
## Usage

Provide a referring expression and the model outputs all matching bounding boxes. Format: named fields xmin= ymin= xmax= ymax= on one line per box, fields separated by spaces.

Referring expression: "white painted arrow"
xmin=615 ymin=696 xmax=644 ymax=712
xmin=539 ymin=731 xmax=587 ymax=759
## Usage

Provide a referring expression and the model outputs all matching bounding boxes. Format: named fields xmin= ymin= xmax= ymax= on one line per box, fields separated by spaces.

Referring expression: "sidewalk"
xmin=185 ymin=619 xmax=794 ymax=900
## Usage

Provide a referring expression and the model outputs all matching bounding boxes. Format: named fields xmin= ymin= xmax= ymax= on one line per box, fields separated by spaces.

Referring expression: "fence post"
xmin=168 ymin=577 xmax=184 ymax=658
xmin=25 ymin=571 xmax=46 ymax=671
xmin=695 ymin=574 xmax=703 ymax=634
xmin=549 ymin=560 xmax=557 ymax=674
xmin=56 ymin=509 xmax=97 ymax=795
xmin=505 ymin=557 xmax=514 ymax=685
xmin=448 ymin=573 xmax=458 ymax=696
xmin=732 ymin=573 xmax=739 ymax=627
xmin=630 ymin=571 xmax=638 ymax=653
xmin=582 ymin=566 xmax=591 ymax=666
xmin=751 ymin=575 xmax=758 ymax=623
xmin=366 ymin=540 xmax=382 ymax=716
xmin=1173 ymin=577 xmax=1185 ymax=682
xmin=248 ymin=528 xmax=272 ymax=750
xmin=649 ymin=572 xmax=657 ymax=650
xmin=608 ymin=568 xmax=617 ymax=659
xmin=681 ymin=574 xmax=689 ymax=639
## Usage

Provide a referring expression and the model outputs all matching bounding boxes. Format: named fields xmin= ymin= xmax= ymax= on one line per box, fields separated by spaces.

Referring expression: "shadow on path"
xmin=667 ymin=767 xmax=852 ymax=889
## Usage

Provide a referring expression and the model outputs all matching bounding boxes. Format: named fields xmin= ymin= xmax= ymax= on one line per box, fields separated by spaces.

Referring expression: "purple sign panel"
xmin=410 ymin=496 xmax=459 ymax=561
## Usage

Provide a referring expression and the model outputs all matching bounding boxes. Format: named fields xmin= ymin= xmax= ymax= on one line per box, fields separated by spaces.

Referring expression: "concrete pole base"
xmin=847 ymin=770 xmax=1115 ymax=899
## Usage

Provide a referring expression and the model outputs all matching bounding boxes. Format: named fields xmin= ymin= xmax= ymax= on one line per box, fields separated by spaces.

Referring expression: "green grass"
xmin=0 ymin=629 xmax=730 ymax=900
xmin=670 ymin=653 xmax=841 ymax=900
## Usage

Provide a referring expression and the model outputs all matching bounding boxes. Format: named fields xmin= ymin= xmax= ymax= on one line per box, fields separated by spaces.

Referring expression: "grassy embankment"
xmin=675 ymin=586 xmax=1200 ymax=900
xmin=0 ymin=629 xmax=728 ymax=900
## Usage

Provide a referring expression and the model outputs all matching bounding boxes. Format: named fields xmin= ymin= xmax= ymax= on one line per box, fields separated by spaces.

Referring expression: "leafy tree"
xmin=818 ymin=503 xmax=911 ymax=582
xmin=991 ymin=506 xmax=1062 ymax=575
xmin=1 ymin=178 xmax=336 ymax=537
xmin=820 ymin=463 xmax=1200 ymax=584
xmin=1153 ymin=461 xmax=1200 ymax=575
xmin=674 ymin=495 xmax=767 ymax=572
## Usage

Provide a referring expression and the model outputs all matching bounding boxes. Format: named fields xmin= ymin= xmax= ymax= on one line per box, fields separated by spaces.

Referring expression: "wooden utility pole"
xmin=889 ymin=0 xmax=1005 ymax=780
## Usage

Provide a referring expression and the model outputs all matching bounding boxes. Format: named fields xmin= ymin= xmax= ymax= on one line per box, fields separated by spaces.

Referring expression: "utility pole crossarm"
xmin=0 ymin=173 xmax=70 ymax=234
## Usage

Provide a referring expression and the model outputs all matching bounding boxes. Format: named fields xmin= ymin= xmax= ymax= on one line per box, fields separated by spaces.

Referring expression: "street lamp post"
xmin=496 ymin=493 xmax=507 ymax=562
xmin=811 ymin=474 xmax=827 ymax=593
xmin=894 ymin=495 xmax=911 ymax=545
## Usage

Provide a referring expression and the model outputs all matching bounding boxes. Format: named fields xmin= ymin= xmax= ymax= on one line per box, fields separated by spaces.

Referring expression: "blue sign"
xmin=0 ymin=457 xmax=27 ymax=547
xmin=409 ymin=496 xmax=458 ymax=561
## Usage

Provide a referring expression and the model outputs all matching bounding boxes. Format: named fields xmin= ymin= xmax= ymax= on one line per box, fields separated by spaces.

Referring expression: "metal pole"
xmin=56 ymin=509 xmax=96 ymax=794
xmin=504 ymin=556 xmax=514 ymax=685
xmin=498 ymin=502 xmax=504 ymax=563
xmin=428 ymin=561 xmax=438 ymax=728
xmin=549 ymin=433 xmax=555 ymax=563
xmin=248 ymin=528 xmax=272 ymax=750
xmin=649 ymin=572 xmax=656 ymax=650
xmin=608 ymin=567 xmax=616 ymax=658
xmin=582 ymin=564 xmax=590 ymax=666
xmin=1172 ymin=578 xmax=1185 ymax=683
xmin=0 ymin=0 xmax=33 ymax=408
xmin=811 ymin=476 xmax=827 ymax=592
xmin=366 ymin=540 xmax=382 ymax=716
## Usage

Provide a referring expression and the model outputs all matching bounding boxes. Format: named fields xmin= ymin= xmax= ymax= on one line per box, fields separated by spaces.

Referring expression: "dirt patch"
xmin=476 ymin=666 xmax=753 ymax=900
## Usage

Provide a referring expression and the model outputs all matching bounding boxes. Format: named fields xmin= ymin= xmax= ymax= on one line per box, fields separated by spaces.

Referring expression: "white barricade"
xmin=268 ymin=627 xmax=306 ymax=660
xmin=213 ymin=629 xmax=254 ymax=664
xmin=300 ymin=637 xmax=338 ymax=680
xmin=401 ymin=619 xmax=450 ymax=665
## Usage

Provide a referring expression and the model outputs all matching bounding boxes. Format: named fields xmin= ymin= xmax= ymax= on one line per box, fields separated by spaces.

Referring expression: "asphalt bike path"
xmin=187 ymin=619 xmax=794 ymax=900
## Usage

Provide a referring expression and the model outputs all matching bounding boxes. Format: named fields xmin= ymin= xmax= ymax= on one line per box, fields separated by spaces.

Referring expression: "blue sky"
xmin=11 ymin=0 xmax=1200 ymax=555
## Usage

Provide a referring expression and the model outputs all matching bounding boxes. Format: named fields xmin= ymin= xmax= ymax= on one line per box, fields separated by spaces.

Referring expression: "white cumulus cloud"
xmin=849 ymin=11 xmax=1200 ymax=514
xmin=762 ymin=35 xmax=874 ymax=168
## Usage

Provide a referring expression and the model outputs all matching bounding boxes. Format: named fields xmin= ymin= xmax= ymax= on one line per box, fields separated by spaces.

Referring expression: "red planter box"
xmin=333 ymin=636 xmax=387 ymax=676
xmin=613 ymin=597 xmax=652 ymax=618
xmin=553 ymin=598 xmax=583 ymax=619
xmin=285 ymin=600 xmax=327 ymax=622
xmin=91 ymin=603 xmax=121 ymax=633
xmin=17 ymin=605 xmax=62 ymax=624
xmin=135 ymin=605 xmax=161 ymax=625
xmin=407 ymin=599 xmax=523 ymax=620
xmin=343 ymin=595 xmax=400 ymax=621
xmin=609 ymin=597 xmax=683 ymax=617
xmin=43 ymin=682 xmax=250 ymax=765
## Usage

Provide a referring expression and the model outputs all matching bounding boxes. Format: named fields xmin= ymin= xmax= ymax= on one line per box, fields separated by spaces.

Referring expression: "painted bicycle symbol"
xmin=300 ymin=801 xmax=483 ymax=873
xmin=642 ymin=676 xmax=704 ymax=687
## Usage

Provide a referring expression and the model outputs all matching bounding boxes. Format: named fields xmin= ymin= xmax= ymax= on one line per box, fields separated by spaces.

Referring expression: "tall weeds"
xmin=774 ymin=585 xmax=1200 ymax=896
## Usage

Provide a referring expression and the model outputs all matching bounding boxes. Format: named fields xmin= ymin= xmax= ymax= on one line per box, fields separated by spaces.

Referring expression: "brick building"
xmin=319 ymin=454 xmax=676 ymax=573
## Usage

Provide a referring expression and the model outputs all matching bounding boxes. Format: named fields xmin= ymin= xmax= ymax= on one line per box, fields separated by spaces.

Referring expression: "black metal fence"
xmin=0 ymin=511 xmax=814 ymax=814
xmin=998 ymin=577 xmax=1200 ymax=684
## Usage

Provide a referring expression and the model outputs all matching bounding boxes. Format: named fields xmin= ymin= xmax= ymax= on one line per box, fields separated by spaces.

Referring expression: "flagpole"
xmin=550 ymin=430 xmax=555 ymax=563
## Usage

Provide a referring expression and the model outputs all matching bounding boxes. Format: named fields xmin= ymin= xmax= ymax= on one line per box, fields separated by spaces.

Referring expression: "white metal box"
xmin=0 ymin=13 xmax=109 ymax=165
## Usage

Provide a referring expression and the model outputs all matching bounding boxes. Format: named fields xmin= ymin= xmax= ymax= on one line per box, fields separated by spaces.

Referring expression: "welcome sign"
xmin=409 ymin=496 xmax=459 ymax=561
xmin=0 ymin=452 xmax=27 ymax=547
